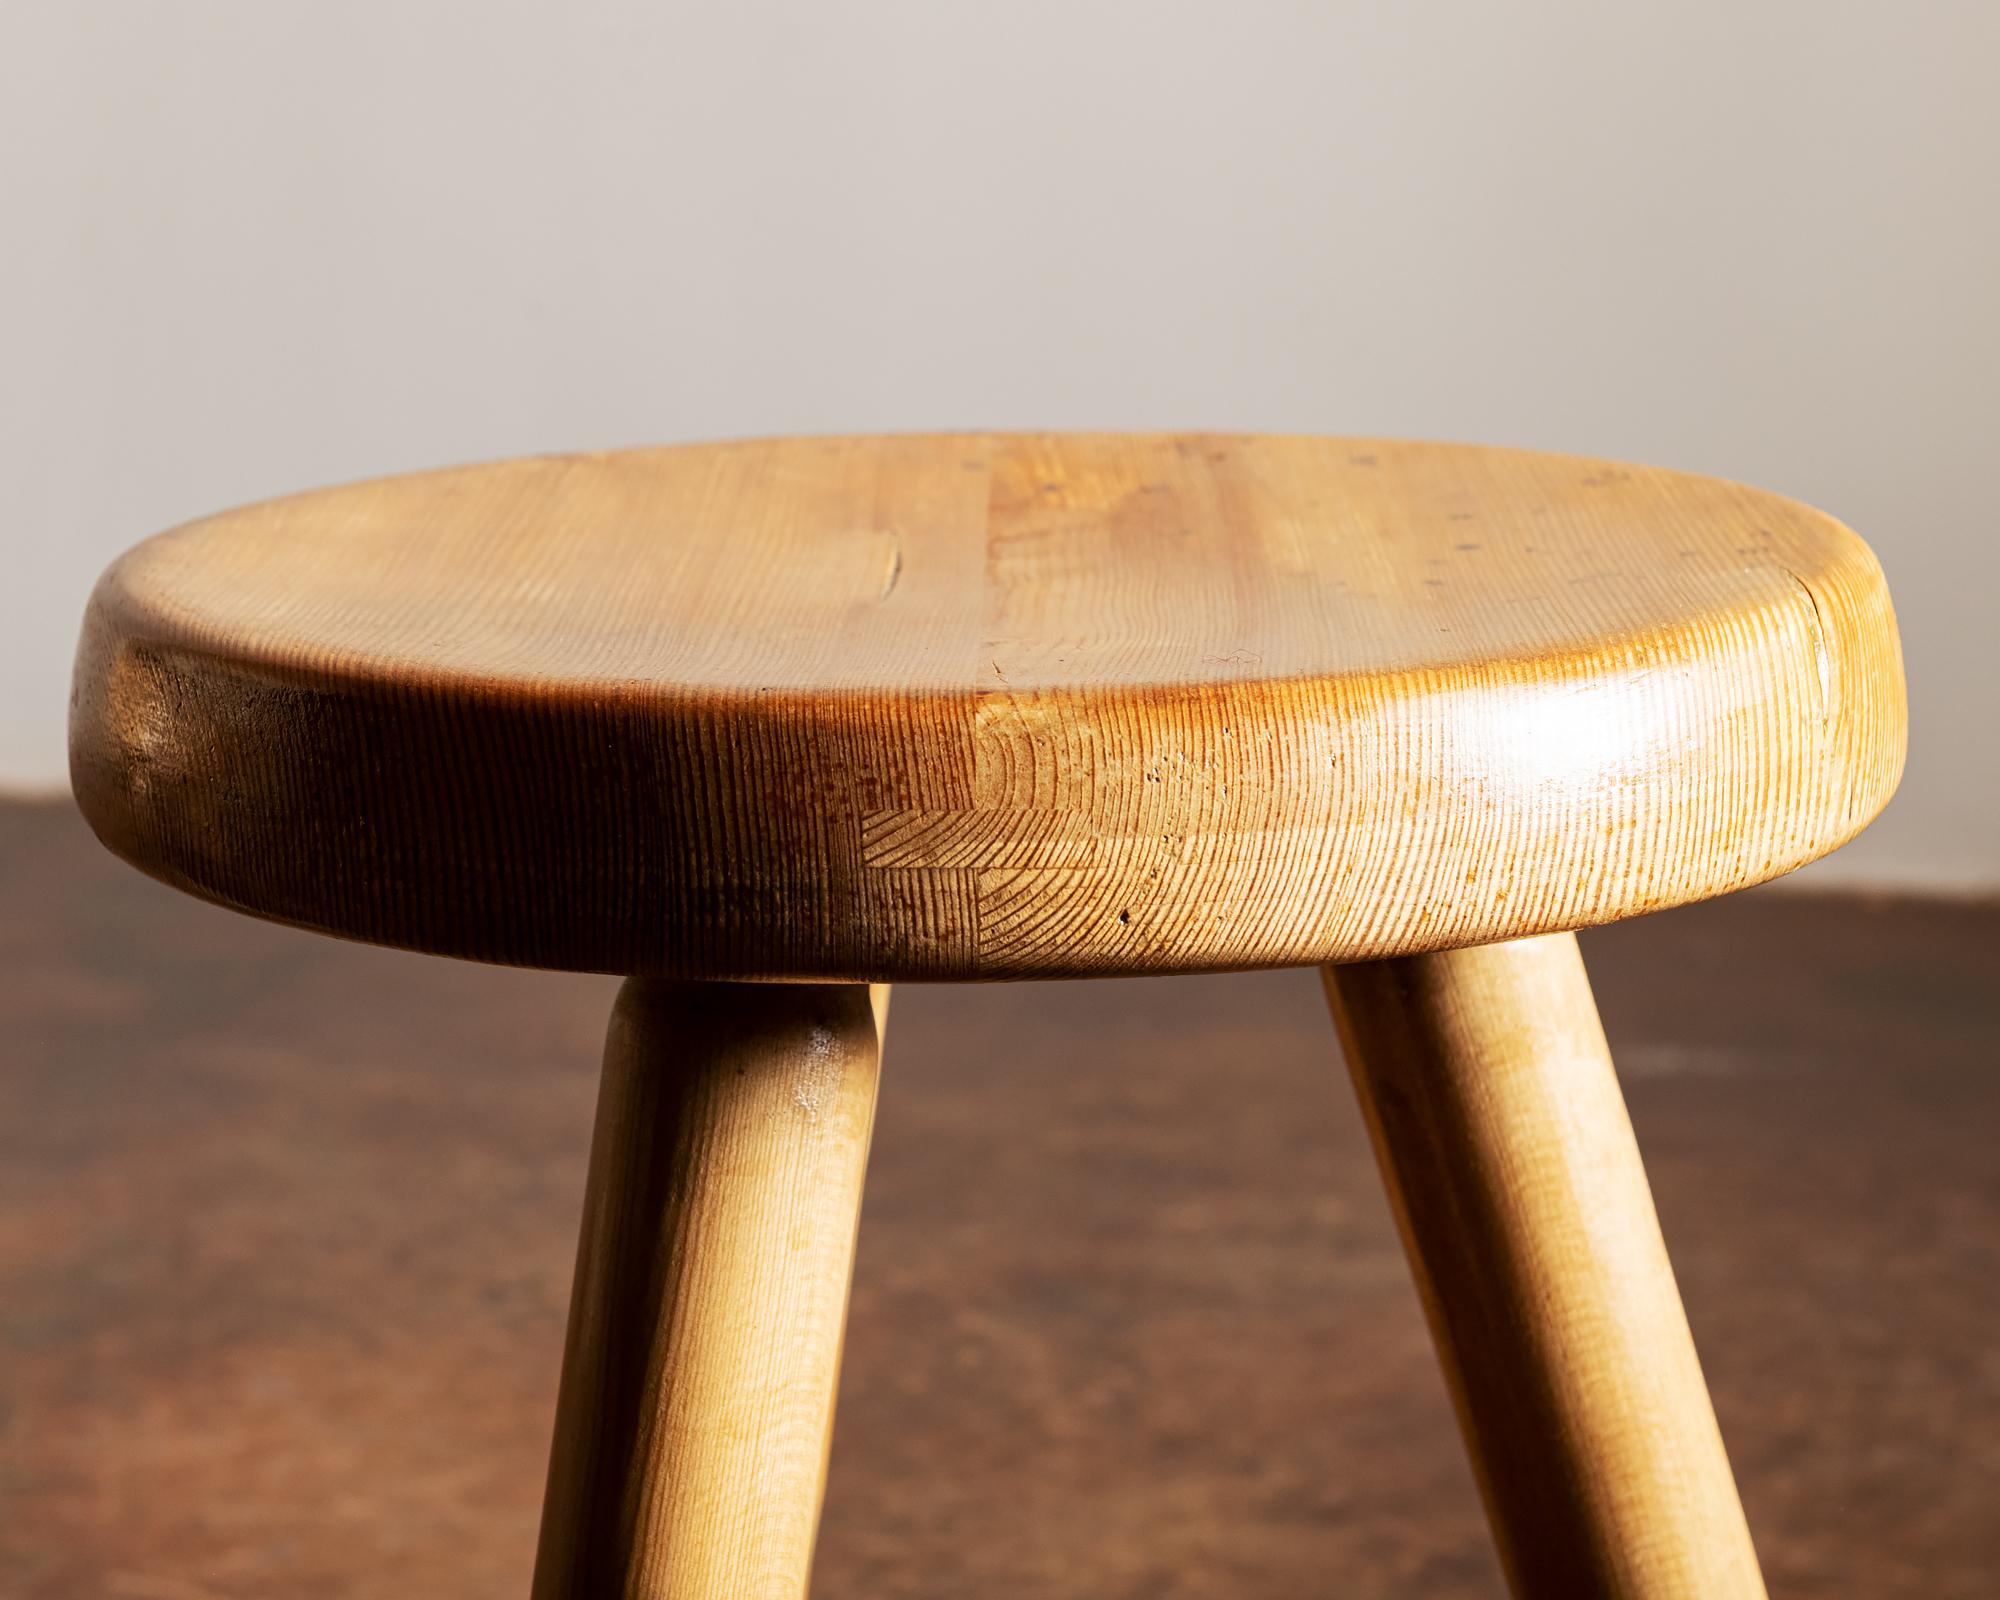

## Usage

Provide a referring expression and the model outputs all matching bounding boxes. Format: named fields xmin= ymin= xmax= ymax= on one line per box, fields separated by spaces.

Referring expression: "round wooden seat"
xmin=70 ymin=432 xmax=1905 ymax=980
xmin=72 ymin=430 xmax=1904 ymax=1597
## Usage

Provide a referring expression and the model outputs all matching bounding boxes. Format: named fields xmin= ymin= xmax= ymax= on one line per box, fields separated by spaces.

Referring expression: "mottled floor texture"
xmin=1 ymin=796 xmax=1995 ymax=1598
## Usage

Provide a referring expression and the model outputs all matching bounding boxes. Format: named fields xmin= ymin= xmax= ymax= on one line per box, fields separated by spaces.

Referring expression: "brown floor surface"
xmin=0 ymin=797 xmax=1995 ymax=1598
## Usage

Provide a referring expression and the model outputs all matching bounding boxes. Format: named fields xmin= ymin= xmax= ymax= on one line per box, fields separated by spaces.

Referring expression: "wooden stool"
xmin=70 ymin=434 xmax=1905 ymax=1598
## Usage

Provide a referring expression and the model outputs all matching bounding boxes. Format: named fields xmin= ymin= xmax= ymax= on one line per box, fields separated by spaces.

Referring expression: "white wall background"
xmin=6 ymin=2 xmax=1995 ymax=889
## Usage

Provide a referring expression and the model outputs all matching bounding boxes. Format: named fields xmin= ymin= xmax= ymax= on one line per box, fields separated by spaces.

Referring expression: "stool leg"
xmin=531 ymin=979 xmax=885 ymax=1600
xmin=1321 ymin=933 xmax=1765 ymax=1598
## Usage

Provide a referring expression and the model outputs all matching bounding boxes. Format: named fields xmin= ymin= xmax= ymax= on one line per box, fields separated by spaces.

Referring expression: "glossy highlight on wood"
xmin=1325 ymin=934 xmax=1766 ymax=1598
xmin=69 ymin=433 xmax=1905 ymax=981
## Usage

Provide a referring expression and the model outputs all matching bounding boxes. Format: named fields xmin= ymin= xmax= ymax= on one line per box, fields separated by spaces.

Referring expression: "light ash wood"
xmin=531 ymin=979 xmax=881 ymax=1600
xmin=1323 ymin=933 xmax=1765 ymax=1598
xmin=69 ymin=433 xmax=1904 ymax=981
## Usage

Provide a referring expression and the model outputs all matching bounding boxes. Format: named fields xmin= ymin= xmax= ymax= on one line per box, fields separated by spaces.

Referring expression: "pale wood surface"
xmin=70 ymin=433 xmax=1904 ymax=979
xmin=531 ymin=979 xmax=881 ymax=1600
xmin=1324 ymin=934 xmax=1766 ymax=1598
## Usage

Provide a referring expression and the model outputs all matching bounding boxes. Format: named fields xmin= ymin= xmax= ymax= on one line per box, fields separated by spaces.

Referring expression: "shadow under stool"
xmin=69 ymin=433 xmax=1906 ymax=1598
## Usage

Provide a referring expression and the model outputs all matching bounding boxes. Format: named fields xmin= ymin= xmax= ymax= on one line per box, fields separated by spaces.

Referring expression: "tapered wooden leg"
xmin=531 ymin=979 xmax=885 ymax=1600
xmin=1322 ymin=933 xmax=1764 ymax=1599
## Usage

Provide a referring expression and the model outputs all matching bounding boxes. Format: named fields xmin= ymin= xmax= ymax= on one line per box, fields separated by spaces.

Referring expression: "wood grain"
xmin=1324 ymin=934 xmax=1766 ymax=1598
xmin=530 ymin=979 xmax=881 ymax=1600
xmin=69 ymin=433 xmax=1905 ymax=979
